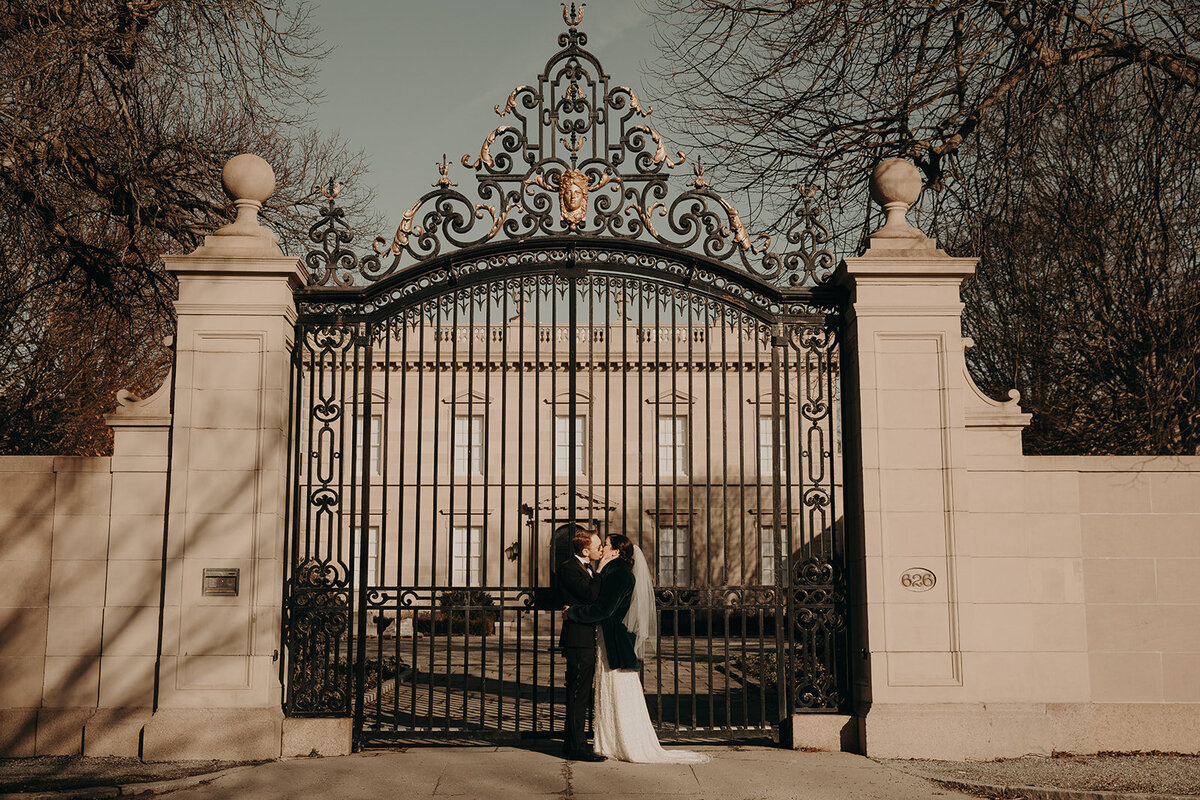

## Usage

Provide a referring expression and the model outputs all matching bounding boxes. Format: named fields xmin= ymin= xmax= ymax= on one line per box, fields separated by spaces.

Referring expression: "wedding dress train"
xmin=593 ymin=634 xmax=710 ymax=764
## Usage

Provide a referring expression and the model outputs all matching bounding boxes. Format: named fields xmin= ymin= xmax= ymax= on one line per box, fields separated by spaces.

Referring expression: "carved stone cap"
xmin=106 ymin=377 xmax=173 ymax=428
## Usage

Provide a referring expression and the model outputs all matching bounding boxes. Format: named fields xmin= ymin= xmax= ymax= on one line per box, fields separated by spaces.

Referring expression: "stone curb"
xmin=0 ymin=765 xmax=254 ymax=800
xmin=930 ymin=776 xmax=1200 ymax=800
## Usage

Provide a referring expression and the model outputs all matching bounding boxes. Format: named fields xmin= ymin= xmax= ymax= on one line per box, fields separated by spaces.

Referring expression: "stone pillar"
xmin=834 ymin=160 xmax=978 ymax=752
xmin=140 ymin=155 xmax=307 ymax=760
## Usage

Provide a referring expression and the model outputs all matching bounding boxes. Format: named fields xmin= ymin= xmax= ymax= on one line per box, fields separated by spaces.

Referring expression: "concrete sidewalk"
xmin=149 ymin=746 xmax=974 ymax=799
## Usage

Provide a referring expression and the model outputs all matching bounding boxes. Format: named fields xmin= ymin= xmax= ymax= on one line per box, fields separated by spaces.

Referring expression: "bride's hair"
xmin=606 ymin=534 xmax=635 ymax=568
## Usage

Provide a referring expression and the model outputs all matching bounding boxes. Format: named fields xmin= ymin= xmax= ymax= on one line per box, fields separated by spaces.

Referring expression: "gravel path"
xmin=886 ymin=754 xmax=1200 ymax=797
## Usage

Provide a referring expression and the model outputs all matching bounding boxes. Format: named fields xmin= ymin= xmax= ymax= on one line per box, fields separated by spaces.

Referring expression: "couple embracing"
xmin=558 ymin=527 xmax=709 ymax=764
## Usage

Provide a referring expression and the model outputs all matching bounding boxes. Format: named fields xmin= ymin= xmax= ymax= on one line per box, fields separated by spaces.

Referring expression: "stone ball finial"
xmin=868 ymin=158 xmax=924 ymax=239
xmin=213 ymin=153 xmax=277 ymax=240
xmin=222 ymin=153 xmax=276 ymax=204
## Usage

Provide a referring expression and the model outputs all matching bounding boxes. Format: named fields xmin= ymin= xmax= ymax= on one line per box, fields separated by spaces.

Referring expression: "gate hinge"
xmin=771 ymin=334 xmax=786 ymax=347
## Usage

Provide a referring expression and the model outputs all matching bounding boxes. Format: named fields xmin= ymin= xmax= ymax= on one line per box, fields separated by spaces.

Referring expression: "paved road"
xmin=159 ymin=746 xmax=973 ymax=799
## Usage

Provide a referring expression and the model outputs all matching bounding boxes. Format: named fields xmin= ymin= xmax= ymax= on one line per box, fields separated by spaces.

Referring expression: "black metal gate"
xmin=283 ymin=6 xmax=848 ymax=748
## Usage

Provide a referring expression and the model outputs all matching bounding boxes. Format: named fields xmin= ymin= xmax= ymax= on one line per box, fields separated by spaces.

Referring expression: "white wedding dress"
xmin=593 ymin=636 xmax=710 ymax=763
xmin=591 ymin=545 xmax=710 ymax=765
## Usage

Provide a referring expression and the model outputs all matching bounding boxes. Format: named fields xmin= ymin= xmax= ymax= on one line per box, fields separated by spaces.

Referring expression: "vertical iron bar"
xmin=444 ymin=291 xmax=456 ymax=729
xmin=685 ymin=293 xmax=697 ymax=733
xmin=720 ymin=309 xmax=731 ymax=734
xmin=567 ymin=264 xmax=577 ymax=531
xmin=532 ymin=277 xmax=543 ymax=735
xmin=669 ymin=282 xmax=679 ymax=735
xmin=736 ymin=314 xmax=748 ymax=731
xmin=281 ymin=330 xmax=298 ymax=703
xmin=412 ymin=306 xmax=426 ymax=729
xmin=756 ymin=321 xmax=768 ymax=730
xmin=516 ymin=279 xmax=526 ymax=734
xmin=354 ymin=326 xmax=374 ymax=746
xmin=781 ymin=325 xmax=797 ymax=724
xmin=548 ymin=271 xmax=560 ymax=736
xmin=770 ymin=326 xmax=787 ymax=731
xmin=465 ymin=283 xmax=476 ymax=733
xmin=652 ymin=283 xmax=662 ymax=730
xmin=702 ymin=297 xmax=714 ymax=732
xmin=493 ymin=281 xmax=503 ymax=732
xmin=392 ymin=316 xmax=405 ymax=731
xmin=428 ymin=303 xmax=442 ymax=729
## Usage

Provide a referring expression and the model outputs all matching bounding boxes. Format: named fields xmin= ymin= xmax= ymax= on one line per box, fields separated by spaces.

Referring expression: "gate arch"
xmin=284 ymin=6 xmax=848 ymax=747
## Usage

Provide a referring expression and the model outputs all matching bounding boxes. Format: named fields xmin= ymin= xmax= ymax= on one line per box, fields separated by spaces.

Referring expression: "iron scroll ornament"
xmin=304 ymin=5 xmax=836 ymax=291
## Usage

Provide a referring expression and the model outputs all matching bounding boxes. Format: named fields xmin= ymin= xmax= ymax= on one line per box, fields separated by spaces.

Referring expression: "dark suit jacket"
xmin=564 ymin=559 xmax=640 ymax=670
xmin=558 ymin=556 xmax=600 ymax=649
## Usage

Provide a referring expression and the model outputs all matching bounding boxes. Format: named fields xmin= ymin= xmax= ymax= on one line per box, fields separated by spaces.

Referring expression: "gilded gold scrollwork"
xmin=616 ymin=87 xmax=653 ymax=117
xmin=462 ymin=125 xmax=517 ymax=170
xmin=624 ymin=201 xmax=664 ymax=237
xmin=374 ymin=197 xmax=425 ymax=255
xmin=477 ymin=200 xmax=521 ymax=238
xmin=494 ymin=86 xmax=533 ymax=117
xmin=716 ymin=197 xmax=770 ymax=254
xmin=631 ymin=125 xmax=685 ymax=168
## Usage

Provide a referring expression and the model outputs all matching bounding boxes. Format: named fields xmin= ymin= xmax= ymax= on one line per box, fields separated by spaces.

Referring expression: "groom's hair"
xmin=571 ymin=525 xmax=596 ymax=557
xmin=606 ymin=534 xmax=635 ymax=568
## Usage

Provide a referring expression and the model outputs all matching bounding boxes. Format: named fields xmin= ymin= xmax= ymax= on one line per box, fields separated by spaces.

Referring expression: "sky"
xmin=307 ymin=0 xmax=670 ymax=231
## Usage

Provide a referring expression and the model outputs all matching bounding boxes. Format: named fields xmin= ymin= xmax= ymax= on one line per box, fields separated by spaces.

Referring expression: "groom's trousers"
xmin=564 ymin=642 xmax=597 ymax=754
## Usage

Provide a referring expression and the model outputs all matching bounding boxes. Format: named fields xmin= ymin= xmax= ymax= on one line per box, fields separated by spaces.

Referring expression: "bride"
xmin=564 ymin=533 xmax=710 ymax=764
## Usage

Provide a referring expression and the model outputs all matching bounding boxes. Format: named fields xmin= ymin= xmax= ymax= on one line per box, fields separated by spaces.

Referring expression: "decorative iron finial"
xmin=433 ymin=155 xmax=457 ymax=188
xmin=562 ymin=2 xmax=585 ymax=27
xmin=317 ymin=177 xmax=343 ymax=200
xmin=689 ymin=160 xmax=709 ymax=188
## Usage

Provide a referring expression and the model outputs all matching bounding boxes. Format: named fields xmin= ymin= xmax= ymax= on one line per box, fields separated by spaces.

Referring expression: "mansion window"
xmin=758 ymin=416 xmax=775 ymax=477
xmin=760 ymin=525 xmax=777 ymax=585
xmin=369 ymin=416 xmax=382 ymax=475
xmin=453 ymin=414 xmax=485 ymax=475
xmin=555 ymin=414 xmax=586 ymax=476
xmin=365 ymin=524 xmax=381 ymax=585
xmin=451 ymin=525 xmax=483 ymax=586
xmin=657 ymin=415 xmax=688 ymax=477
xmin=354 ymin=415 xmax=383 ymax=477
xmin=656 ymin=525 xmax=690 ymax=585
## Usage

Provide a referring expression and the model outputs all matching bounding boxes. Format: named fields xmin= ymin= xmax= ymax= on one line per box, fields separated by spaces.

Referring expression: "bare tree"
xmin=951 ymin=67 xmax=1200 ymax=454
xmin=0 ymin=0 xmax=375 ymax=455
xmin=648 ymin=1 xmax=1199 ymax=224
xmin=648 ymin=0 xmax=1200 ymax=454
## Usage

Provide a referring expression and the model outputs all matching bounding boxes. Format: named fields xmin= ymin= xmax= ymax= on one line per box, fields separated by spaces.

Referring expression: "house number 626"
xmin=900 ymin=568 xmax=936 ymax=592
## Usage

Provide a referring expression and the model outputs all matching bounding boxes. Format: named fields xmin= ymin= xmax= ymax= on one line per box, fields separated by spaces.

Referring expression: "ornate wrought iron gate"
xmin=283 ymin=5 xmax=848 ymax=748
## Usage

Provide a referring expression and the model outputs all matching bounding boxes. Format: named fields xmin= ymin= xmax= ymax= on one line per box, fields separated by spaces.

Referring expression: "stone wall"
xmin=851 ymin=349 xmax=1200 ymax=759
xmin=0 ymin=404 xmax=168 ymax=758
xmin=954 ymin=449 xmax=1200 ymax=756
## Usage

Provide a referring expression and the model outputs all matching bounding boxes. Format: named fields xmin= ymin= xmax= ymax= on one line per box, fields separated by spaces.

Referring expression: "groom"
xmin=558 ymin=525 xmax=604 ymax=762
